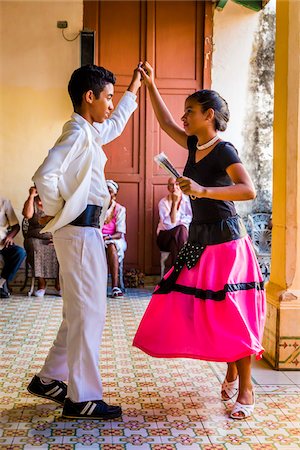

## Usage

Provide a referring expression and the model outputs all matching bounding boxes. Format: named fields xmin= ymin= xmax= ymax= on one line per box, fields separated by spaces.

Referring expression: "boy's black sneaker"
xmin=27 ymin=375 xmax=67 ymax=405
xmin=62 ymin=398 xmax=122 ymax=420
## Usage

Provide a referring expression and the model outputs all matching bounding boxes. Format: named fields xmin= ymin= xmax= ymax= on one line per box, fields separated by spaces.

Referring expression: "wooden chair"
xmin=247 ymin=213 xmax=272 ymax=282
xmin=20 ymin=218 xmax=35 ymax=296
xmin=119 ymin=258 xmax=125 ymax=292
xmin=160 ymin=251 xmax=170 ymax=279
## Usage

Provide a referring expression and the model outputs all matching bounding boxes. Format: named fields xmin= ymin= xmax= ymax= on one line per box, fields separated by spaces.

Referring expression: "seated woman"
xmin=22 ymin=186 xmax=60 ymax=297
xmin=102 ymin=180 xmax=127 ymax=298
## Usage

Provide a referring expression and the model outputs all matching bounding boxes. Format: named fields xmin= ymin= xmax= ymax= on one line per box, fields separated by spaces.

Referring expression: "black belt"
xmin=188 ymin=215 xmax=247 ymax=245
xmin=70 ymin=205 xmax=102 ymax=228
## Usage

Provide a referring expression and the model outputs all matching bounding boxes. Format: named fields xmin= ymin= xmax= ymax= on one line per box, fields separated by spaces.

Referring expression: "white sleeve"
xmin=158 ymin=198 xmax=177 ymax=230
xmin=115 ymin=205 xmax=126 ymax=234
xmin=5 ymin=200 xmax=19 ymax=227
xmin=32 ymin=128 xmax=84 ymax=217
xmin=93 ymin=91 xmax=137 ymax=145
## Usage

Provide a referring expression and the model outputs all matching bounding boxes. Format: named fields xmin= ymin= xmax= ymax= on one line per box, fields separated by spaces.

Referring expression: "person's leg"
xmin=0 ymin=271 xmax=10 ymax=298
xmin=50 ymin=225 xmax=107 ymax=402
xmin=226 ymin=362 xmax=238 ymax=382
xmin=156 ymin=230 xmax=173 ymax=252
xmin=231 ymin=356 xmax=254 ymax=418
xmin=54 ymin=276 xmax=60 ymax=292
xmin=106 ymin=243 xmax=119 ymax=288
xmin=27 ymin=274 xmax=69 ymax=406
xmin=38 ymin=301 xmax=69 ymax=382
xmin=221 ymin=362 xmax=238 ymax=400
xmin=1 ymin=244 xmax=26 ymax=282
xmin=168 ymin=225 xmax=188 ymax=265
xmin=37 ymin=277 xmax=46 ymax=290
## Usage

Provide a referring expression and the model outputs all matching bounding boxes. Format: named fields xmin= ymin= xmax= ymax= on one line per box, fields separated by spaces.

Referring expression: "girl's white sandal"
xmin=221 ymin=378 xmax=238 ymax=401
xmin=230 ymin=392 xmax=255 ymax=420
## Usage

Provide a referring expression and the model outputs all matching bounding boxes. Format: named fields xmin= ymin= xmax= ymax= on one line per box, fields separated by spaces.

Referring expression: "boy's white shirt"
xmin=33 ymin=91 xmax=137 ymax=234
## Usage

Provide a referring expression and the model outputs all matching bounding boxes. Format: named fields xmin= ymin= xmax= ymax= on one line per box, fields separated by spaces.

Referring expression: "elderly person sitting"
xmin=157 ymin=177 xmax=192 ymax=267
xmin=0 ymin=197 xmax=26 ymax=298
xmin=22 ymin=186 xmax=60 ymax=297
xmin=102 ymin=180 xmax=126 ymax=298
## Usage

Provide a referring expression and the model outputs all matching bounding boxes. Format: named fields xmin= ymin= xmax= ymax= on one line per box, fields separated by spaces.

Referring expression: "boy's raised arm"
xmin=93 ymin=66 xmax=142 ymax=145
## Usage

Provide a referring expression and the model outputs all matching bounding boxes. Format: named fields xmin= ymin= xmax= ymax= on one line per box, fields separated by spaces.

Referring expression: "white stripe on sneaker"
xmin=81 ymin=401 xmax=93 ymax=415
xmin=50 ymin=387 xmax=63 ymax=397
xmin=45 ymin=386 xmax=62 ymax=397
xmin=87 ymin=403 xmax=97 ymax=415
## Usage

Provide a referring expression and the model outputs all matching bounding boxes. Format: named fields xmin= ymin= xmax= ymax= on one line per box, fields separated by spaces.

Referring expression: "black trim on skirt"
xmin=154 ymin=215 xmax=249 ymax=296
xmin=170 ymin=281 xmax=265 ymax=301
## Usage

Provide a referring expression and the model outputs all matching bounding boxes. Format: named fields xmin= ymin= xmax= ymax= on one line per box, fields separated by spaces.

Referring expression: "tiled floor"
xmin=0 ymin=289 xmax=299 ymax=449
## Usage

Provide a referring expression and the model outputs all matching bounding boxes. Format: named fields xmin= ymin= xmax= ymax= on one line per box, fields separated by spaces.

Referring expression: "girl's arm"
xmin=178 ymin=163 xmax=256 ymax=201
xmin=139 ymin=62 xmax=188 ymax=149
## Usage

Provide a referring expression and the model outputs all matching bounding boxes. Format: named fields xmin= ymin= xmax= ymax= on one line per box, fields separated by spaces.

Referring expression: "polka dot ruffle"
xmin=174 ymin=241 xmax=205 ymax=273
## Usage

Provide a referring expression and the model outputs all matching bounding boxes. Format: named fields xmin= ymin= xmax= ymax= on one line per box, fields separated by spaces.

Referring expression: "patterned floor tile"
xmin=0 ymin=290 xmax=300 ymax=450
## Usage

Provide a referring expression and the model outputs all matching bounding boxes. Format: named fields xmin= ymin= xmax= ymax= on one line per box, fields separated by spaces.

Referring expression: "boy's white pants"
xmin=38 ymin=225 xmax=107 ymax=402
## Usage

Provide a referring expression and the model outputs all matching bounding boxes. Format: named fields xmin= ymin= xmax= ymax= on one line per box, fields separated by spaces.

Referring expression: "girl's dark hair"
xmin=187 ymin=90 xmax=230 ymax=131
xmin=68 ymin=64 xmax=116 ymax=109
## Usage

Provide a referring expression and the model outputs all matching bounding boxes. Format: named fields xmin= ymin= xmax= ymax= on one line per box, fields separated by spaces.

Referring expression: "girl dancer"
xmin=133 ymin=62 xmax=266 ymax=419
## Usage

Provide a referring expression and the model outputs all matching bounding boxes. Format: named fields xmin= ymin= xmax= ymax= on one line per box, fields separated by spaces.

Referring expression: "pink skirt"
xmin=133 ymin=235 xmax=266 ymax=362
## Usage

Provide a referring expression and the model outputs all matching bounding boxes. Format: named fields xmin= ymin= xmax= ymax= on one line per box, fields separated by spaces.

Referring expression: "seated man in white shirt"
xmin=28 ymin=64 xmax=141 ymax=420
xmin=0 ymin=197 xmax=26 ymax=298
xmin=157 ymin=177 xmax=192 ymax=267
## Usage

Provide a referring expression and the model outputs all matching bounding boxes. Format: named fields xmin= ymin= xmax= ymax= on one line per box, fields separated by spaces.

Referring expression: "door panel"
xmin=153 ymin=91 xmax=193 ymax=176
xmin=155 ymin=1 xmax=198 ymax=81
xmin=98 ymin=1 xmax=141 ymax=77
xmin=104 ymin=89 xmax=140 ymax=175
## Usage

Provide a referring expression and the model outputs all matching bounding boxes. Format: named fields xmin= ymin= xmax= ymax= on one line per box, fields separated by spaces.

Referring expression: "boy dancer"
xmin=27 ymin=64 xmax=141 ymax=419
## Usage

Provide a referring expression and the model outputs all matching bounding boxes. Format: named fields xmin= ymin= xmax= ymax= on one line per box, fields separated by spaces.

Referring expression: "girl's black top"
xmin=183 ymin=135 xmax=242 ymax=223
xmin=153 ymin=136 xmax=251 ymax=295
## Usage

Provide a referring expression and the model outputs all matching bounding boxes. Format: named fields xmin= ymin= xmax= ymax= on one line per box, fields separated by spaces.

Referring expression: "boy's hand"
xmin=127 ymin=64 xmax=142 ymax=94
xmin=138 ymin=61 xmax=154 ymax=87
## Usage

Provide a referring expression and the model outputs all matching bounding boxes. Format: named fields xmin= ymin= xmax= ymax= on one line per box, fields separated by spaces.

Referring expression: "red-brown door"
xmin=83 ymin=0 xmax=212 ymax=274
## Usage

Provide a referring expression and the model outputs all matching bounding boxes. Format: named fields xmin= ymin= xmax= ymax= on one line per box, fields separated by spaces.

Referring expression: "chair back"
xmin=22 ymin=218 xmax=30 ymax=238
xmin=247 ymin=213 xmax=272 ymax=255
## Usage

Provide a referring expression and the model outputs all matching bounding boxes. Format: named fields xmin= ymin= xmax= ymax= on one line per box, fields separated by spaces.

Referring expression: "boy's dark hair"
xmin=68 ymin=64 xmax=116 ymax=109
xmin=187 ymin=90 xmax=230 ymax=131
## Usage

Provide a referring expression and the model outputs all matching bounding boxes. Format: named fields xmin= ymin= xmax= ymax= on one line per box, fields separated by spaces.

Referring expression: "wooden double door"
xmin=84 ymin=0 xmax=212 ymax=274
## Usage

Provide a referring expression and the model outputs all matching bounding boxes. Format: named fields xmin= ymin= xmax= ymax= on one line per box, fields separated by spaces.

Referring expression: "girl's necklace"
xmin=196 ymin=134 xmax=220 ymax=151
